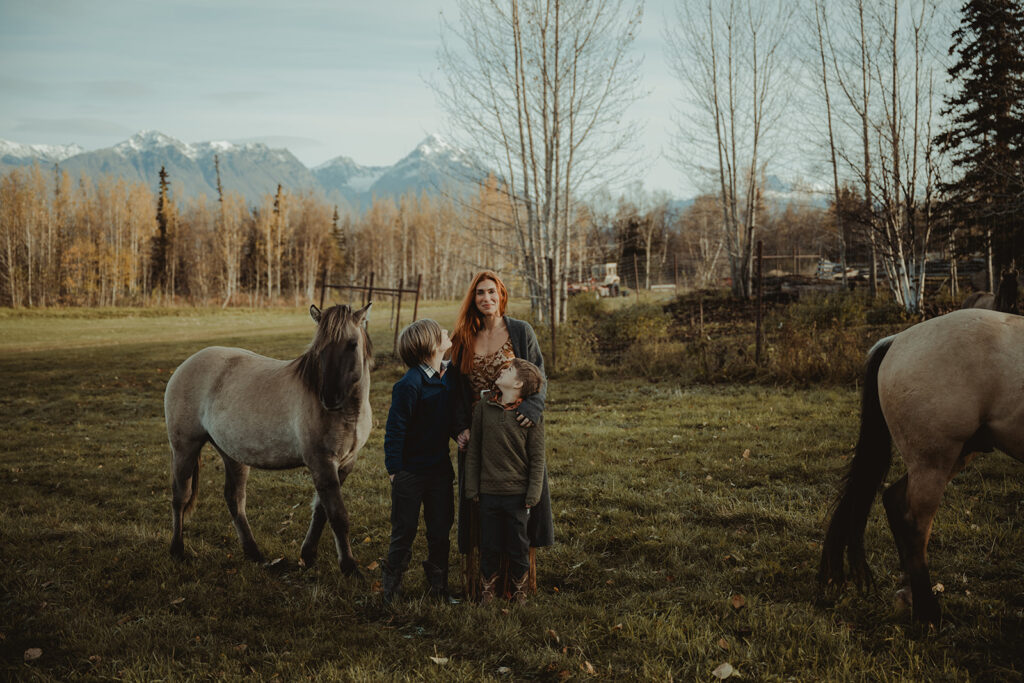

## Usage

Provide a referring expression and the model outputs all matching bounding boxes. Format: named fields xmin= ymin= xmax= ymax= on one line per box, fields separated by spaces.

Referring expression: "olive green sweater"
xmin=465 ymin=391 xmax=546 ymax=507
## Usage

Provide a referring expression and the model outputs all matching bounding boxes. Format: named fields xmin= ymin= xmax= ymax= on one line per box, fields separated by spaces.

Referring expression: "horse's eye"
xmin=347 ymin=340 xmax=357 ymax=350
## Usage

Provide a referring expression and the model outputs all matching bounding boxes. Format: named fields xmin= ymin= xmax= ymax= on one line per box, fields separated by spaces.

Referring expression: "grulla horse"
xmin=819 ymin=308 xmax=1023 ymax=624
xmin=164 ymin=303 xmax=373 ymax=575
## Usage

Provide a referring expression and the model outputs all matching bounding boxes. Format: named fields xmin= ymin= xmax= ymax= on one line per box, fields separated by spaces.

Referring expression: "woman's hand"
xmin=457 ymin=428 xmax=470 ymax=449
xmin=515 ymin=412 xmax=534 ymax=428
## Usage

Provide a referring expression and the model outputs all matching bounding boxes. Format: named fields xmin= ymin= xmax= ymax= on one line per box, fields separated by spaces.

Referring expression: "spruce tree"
xmin=150 ymin=166 xmax=170 ymax=292
xmin=937 ymin=0 xmax=1024 ymax=273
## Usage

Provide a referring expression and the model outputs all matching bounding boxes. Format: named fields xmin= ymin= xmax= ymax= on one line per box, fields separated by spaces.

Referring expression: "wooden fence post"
xmin=393 ymin=278 xmax=404 ymax=353
xmin=548 ymin=257 xmax=556 ymax=373
xmin=413 ymin=273 xmax=422 ymax=322
xmin=756 ymin=240 xmax=764 ymax=366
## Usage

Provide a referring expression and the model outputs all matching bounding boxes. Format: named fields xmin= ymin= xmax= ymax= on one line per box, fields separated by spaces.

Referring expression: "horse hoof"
xmin=341 ymin=563 xmax=364 ymax=580
xmin=912 ymin=598 xmax=941 ymax=626
xmin=299 ymin=550 xmax=317 ymax=569
xmin=244 ymin=549 xmax=265 ymax=563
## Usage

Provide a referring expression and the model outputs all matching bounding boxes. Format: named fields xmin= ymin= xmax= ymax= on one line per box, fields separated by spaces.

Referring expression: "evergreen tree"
xmin=150 ymin=166 xmax=170 ymax=292
xmin=937 ymin=0 xmax=1024 ymax=273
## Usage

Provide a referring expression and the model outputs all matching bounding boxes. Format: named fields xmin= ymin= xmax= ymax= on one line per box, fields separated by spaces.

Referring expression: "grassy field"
xmin=1 ymin=304 xmax=1022 ymax=681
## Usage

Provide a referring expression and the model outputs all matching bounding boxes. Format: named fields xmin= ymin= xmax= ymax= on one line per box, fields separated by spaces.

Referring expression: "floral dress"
xmin=469 ymin=338 xmax=515 ymax=407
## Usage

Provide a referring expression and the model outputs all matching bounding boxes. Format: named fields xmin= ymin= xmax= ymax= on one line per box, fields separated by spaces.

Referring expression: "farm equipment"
xmin=569 ymin=262 xmax=623 ymax=297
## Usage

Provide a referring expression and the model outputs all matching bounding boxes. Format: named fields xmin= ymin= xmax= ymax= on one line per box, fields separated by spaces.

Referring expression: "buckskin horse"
xmin=819 ymin=308 xmax=1023 ymax=624
xmin=164 ymin=303 xmax=373 ymax=575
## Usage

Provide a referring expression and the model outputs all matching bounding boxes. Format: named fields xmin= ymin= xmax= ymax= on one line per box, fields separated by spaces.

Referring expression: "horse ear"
xmin=354 ymin=301 xmax=372 ymax=325
xmin=310 ymin=305 xmax=322 ymax=323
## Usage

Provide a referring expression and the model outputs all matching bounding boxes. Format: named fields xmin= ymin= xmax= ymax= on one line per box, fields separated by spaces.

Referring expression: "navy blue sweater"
xmin=384 ymin=365 xmax=456 ymax=475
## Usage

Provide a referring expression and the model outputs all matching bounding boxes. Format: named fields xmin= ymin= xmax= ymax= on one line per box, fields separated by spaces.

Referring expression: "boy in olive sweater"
xmin=465 ymin=358 xmax=546 ymax=605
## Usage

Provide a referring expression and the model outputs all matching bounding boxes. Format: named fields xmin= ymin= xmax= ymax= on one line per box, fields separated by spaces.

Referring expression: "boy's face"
xmin=495 ymin=364 xmax=522 ymax=392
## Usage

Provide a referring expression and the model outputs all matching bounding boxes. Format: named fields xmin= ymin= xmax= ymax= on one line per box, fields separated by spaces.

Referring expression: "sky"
xmin=0 ymin=0 xmax=690 ymax=195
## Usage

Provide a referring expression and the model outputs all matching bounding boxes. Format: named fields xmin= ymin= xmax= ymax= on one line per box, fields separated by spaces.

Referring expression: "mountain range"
xmin=0 ymin=130 xmax=490 ymax=209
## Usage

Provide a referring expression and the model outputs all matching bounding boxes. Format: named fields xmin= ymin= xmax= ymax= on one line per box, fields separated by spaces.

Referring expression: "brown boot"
xmin=511 ymin=571 xmax=529 ymax=606
xmin=480 ymin=573 xmax=499 ymax=606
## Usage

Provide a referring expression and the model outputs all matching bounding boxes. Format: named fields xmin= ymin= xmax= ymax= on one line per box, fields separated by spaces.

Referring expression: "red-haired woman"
xmin=450 ymin=270 xmax=553 ymax=601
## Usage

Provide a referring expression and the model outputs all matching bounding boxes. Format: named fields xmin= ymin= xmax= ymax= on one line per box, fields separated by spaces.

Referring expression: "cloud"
xmin=204 ymin=90 xmax=266 ymax=104
xmin=14 ymin=118 xmax=132 ymax=137
xmin=84 ymin=80 xmax=153 ymax=98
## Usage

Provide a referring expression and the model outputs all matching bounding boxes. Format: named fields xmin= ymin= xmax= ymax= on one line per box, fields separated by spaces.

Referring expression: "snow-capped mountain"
xmin=0 ymin=131 xmax=490 ymax=208
xmin=0 ymin=140 xmax=84 ymax=165
xmin=365 ymin=133 xmax=489 ymax=200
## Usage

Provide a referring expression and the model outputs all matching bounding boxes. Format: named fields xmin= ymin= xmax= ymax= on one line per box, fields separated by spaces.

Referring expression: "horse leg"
xmin=882 ymin=474 xmax=913 ymax=607
xmin=892 ymin=466 xmax=949 ymax=625
xmin=169 ymin=436 xmax=204 ymax=560
xmin=222 ymin=455 xmax=263 ymax=562
xmin=299 ymin=494 xmax=328 ymax=568
xmin=310 ymin=465 xmax=361 ymax=577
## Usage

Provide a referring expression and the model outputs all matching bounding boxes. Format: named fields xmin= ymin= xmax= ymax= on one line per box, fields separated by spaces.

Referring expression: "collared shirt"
xmin=419 ymin=359 xmax=450 ymax=379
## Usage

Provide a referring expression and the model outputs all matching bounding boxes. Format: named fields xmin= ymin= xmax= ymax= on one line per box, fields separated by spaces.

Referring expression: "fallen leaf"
xmin=718 ymin=637 xmax=730 ymax=650
xmin=170 ymin=597 xmax=185 ymax=605
xmin=730 ymin=594 xmax=746 ymax=610
xmin=235 ymin=644 xmax=248 ymax=652
xmin=429 ymin=656 xmax=449 ymax=665
xmin=705 ymin=474 xmax=713 ymax=481
xmin=363 ymin=536 xmax=372 ymax=543
xmin=546 ymin=628 xmax=560 ymax=643
xmin=117 ymin=615 xmax=132 ymax=625
xmin=582 ymin=661 xmax=595 ymax=675
xmin=24 ymin=648 xmax=42 ymax=662
xmin=712 ymin=662 xmax=734 ymax=679
xmin=366 ymin=560 xmax=379 ymax=571
xmin=932 ymin=582 xmax=945 ymax=594
xmin=741 ymin=449 xmax=751 ymax=459
xmin=497 ymin=666 xmax=511 ymax=675
xmin=558 ymin=671 xmax=571 ymax=681
xmin=611 ymin=623 xmax=623 ymax=631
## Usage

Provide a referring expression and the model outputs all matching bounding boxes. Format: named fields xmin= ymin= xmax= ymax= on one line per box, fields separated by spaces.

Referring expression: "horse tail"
xmin=819 ymin=336 xmax=894 ymax=590
xmin=182 ymin=456 xmax=202 ymax=519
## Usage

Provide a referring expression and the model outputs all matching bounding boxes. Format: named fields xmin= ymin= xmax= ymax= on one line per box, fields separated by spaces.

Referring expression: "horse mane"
xmin=292 ymin=305 xmax=373 ymax=397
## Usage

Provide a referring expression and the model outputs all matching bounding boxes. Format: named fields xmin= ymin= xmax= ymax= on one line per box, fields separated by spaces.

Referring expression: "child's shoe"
xmin=511 ymin=571 xmax=529 ymax=606
xmin=480 ymin=573 xmax=499 ymax=606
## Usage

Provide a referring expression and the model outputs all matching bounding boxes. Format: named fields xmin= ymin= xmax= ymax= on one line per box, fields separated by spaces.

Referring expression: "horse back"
xmin=165 ymin=346 xmax=315 ymax=468
xmin=878 ymin=310 xmax=1024 ymax=460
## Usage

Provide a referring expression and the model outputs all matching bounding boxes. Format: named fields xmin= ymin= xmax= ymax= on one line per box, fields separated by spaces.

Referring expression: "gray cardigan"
xmin=452 ymin=316 xmax=547 ymax=430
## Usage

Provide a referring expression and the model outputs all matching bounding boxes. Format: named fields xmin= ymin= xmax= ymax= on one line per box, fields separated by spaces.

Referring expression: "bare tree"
xmin=817 ymin=0 xmax=945 ymax=312
xmin=666 ymin=0 xmax=792 ymax=299
xmin=435 ymin=0 xmax=644 ymax=321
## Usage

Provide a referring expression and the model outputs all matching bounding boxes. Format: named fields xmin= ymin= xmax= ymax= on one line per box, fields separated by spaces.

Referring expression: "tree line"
xmin=0 ymin=158 xmax=841 ymax=308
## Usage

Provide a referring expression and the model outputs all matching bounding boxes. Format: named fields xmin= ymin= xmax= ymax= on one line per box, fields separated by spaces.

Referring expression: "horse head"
xmin=305 ymin=302 xmax=373 ymax=411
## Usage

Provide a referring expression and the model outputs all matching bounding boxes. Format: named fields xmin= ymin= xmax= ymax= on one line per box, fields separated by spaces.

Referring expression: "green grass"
xmin=1 ymin=306 xmax=1022 ymax=680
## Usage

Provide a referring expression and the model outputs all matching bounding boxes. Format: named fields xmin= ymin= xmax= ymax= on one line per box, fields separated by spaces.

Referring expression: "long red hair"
xmin=450 ymin=270 xmax=509 ymax=374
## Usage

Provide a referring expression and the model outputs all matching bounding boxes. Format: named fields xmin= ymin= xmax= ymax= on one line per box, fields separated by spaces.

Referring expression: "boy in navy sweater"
xmin=381 ymin=319 xmax=458 ymax=605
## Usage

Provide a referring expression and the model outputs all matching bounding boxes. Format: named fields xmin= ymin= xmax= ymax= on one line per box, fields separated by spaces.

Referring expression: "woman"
xmin=450 ymin=270 xmax=553 ymax=600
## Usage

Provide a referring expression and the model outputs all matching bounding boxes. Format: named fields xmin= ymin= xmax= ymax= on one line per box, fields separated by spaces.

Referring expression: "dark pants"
xmin=479 ymin=493 xmax=529 ymax=578
xmin=386 ymin=462 xmax=454 ymax=574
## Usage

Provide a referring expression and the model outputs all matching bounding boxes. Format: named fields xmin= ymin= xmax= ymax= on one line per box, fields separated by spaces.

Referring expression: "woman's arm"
xmin=524 ymin=420 xmax=546 ymax=507
xmin=510 ymin=319 xmax=547 ymax=424
xmin=464 ymin=402 xmax=485 ymax=501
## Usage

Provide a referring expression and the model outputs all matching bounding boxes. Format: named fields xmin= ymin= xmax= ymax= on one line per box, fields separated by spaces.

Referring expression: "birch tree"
xmin=666 ymin=0 xmax=791 ymax=299
xmin=436 ymin=0 xmax=644 ymax=321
